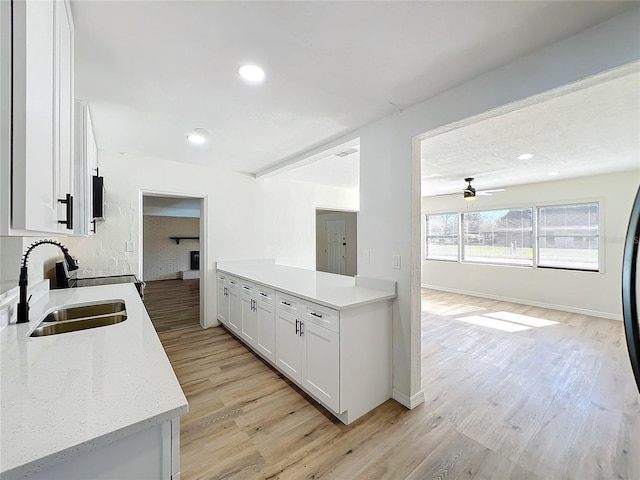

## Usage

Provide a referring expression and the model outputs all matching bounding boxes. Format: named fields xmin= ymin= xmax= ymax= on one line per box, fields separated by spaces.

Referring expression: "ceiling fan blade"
xmin=476 ymin=188 xmax=506 ymax=195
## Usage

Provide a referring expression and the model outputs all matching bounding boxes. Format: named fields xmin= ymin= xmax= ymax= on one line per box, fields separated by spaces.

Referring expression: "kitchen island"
xmin=0 ymin=283 xmax=187 ymax=480
xmin=217 ymin=260 xmax=396 ymax=424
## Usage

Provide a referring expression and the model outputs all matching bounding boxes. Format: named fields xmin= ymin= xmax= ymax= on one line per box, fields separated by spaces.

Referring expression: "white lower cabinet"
xmin=216 ymin=273 xmax=229 ymax=324
xmin=216 ymin=274 xmax=240 ymax=334
xmin=302 ymin=320 xmax=339 ymax=412
xmin=275 ymin=309 xmax=303 ymax=380
xmin=256 ymin=298 xmax=276 ymax=361
xmin=28 ymin=418 xmax=180 ymax=480
xmin=240 ymin=281 xmax=258 ymax=345
xmin=227 ymin=278 xmax=241 ymax=333
xmin=216 ymin=269 xmax=392 ymax=424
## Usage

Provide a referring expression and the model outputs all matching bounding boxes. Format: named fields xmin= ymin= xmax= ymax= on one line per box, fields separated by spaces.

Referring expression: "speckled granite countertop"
xmin=0 ymin=283 xmax=188 ymax=479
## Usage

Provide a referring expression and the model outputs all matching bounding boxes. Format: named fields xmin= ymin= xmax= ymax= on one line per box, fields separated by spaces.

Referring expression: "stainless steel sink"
xmin=42 ymin=301 xmax=126 ymax=322
xmin=30 ymin=313 xmax=127 ymax=337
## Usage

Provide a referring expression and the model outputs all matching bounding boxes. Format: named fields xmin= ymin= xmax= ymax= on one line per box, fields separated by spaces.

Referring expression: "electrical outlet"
xmin=125 ymin=241 xmax=134 ymax=252
xmin=392 ymin=254 xmax=401 ymax=269
xmin=362 ymin=250 xmax=370 ymax=264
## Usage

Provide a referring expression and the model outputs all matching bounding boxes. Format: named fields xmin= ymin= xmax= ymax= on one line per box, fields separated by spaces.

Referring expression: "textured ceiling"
xmin=71 ymin=1 xmax=636 ymax=174
xmin=421 ymin=69 xmax=640 ymax=196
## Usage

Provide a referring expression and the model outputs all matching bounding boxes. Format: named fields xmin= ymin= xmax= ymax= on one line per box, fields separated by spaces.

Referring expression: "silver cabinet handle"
xmin=300 ymin=321 xmax=304 ymax=336
xmin=295 ymin=319 xmax=299 ymax=335
xmin=243 ymin=286 xmax=250 ymax=290
xmin=259 ymin=292 xmax=267 ymax=297
xmin=309 ymin=312 xmax=323 ymax=319
xmin=281 ymin=301 xmax=291 ymax=306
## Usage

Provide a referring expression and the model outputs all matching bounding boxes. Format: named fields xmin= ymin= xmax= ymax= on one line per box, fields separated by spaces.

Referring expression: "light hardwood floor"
xmin=144 ymin=279 xmax=200 ymax=332
xmin=145 ymin=283 xmax=640 ymax=479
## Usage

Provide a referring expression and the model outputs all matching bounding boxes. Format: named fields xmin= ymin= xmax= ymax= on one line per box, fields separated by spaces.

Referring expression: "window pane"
xmin=425 ymin=213 xmax=458 ymax=260
xmin=537 ymin=203 xmax=599 ymax=270
xmin=462 ymin=208 xmax=533 ymax=266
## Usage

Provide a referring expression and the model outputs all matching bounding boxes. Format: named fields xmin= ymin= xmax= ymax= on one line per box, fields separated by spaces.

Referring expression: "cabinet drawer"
xmin=217 ymin=272 xmax=226 ymax=282
xmin=276 ymin=292 xmax=300 ymax=313
xmin=303 ymin=302 xmax=339 ymax=333
xmin=255 ymin=284 xmax=275 ymax=305
xmin=240 ymin=280 xmax=254 ymax=294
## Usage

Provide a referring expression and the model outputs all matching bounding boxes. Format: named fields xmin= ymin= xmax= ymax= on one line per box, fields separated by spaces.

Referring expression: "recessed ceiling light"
xmin=187 ymin=134 xmax=206 ymax=145
xmin=238 ymin=64 xmax=265 ymax=83
xmin=548 ymin=171 xmax=560 ymax=176
xmin=517 ymin=153 xmax=534 ymax=160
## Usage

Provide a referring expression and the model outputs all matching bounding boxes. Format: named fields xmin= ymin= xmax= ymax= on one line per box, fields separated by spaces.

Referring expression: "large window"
xmin=462 ymin=208 xmax=533 ymax=266
xmin=537 ymin=203 xmax=599 ymax=271
xmin=425 ymin=213 xmax=459 ymax=261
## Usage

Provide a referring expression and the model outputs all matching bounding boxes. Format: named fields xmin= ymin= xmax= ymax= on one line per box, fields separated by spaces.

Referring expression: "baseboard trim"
xmin=392 ymin=389 xmax=425 ymax=409
xmin=421 ymin=283 xmax=622 ymax=321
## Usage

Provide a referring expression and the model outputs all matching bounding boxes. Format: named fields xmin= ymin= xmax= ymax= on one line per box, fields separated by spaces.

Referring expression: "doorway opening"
xmin=316 ymin=209 xmax=358 ymax=276
xmin=140 ymin=192 xmax=207 ymax=331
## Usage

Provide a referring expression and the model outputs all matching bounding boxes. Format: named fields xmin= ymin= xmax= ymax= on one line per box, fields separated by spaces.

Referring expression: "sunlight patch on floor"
xmin=456 ymin=311 xmax=559 ymax=332
xmin=457 ymin=315 xmax=532 ymax=332
xmin=484 ymin=311 xmax=559 ymax=328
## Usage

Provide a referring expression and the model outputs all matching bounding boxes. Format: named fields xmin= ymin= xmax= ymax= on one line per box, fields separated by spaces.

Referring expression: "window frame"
xmin=424 ymin=212 xmax=460 ymax=262
xmin=535 ymin=201 xmax=601 ymax=272
xmin=460 ymin=206 xmax=535 ymax=268
xmin=423 ymin=198 xmax=603 ymax=274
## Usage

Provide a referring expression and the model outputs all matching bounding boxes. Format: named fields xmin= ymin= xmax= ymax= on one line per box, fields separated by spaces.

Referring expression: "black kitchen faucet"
xmin=17 ymin=240 xmax=79 ymax=323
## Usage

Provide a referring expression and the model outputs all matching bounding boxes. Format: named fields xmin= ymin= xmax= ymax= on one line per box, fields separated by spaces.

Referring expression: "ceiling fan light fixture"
xmin=463 ymin=177 xmax=476 ymax=201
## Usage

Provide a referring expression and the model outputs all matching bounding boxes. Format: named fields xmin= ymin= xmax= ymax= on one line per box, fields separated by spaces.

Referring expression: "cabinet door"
xmin=10 ymin=0 xmax=58 ymax=232
xmin=240 ymin=292 xmax=257 ymax=346
xmin=73 ymin=100 xmax=96 ymax=235
xmin=256 ymin=300 xmax=275 ymax=362
xmin=54 ymin=0 xmax=74 ymax=233
xmin=216 ymin=281 xmax=229 ymax=324
xmin=302 ymin=321 xmax=340 ymax=412
xmin=275 ymin=309 xmax=302 ymax=382
xmin=227 ymin=280 xmax=241 ymax=333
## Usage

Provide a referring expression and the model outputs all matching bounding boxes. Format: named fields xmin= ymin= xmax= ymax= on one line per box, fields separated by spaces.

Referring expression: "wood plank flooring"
xmin=145 ymin=282 xmax=640 ymax=479
xmin=143 ymin=279 xmax=200 ymax=332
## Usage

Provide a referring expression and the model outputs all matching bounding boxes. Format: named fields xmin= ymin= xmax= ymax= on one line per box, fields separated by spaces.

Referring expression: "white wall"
xmin=422 ymin=171 xmax=640 ymax=319
xmin=7 ymin=8 xmax=638 ymax=405
xmin=143 ymin=216 xmax=200 ymax=281
xmin=63 ymin=152 xmax=358 ymax=327
xmin=277 ymin=9 xmax=640 ymax=405
xmin=316 ymin=210 xmax=358 ymax=276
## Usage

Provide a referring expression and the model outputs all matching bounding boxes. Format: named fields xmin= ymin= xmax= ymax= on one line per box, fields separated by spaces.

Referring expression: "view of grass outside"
xmin=425 ymin=202 xmax=600 ymax=271
xmin=462 ymin=208 xmax=533 ymax=266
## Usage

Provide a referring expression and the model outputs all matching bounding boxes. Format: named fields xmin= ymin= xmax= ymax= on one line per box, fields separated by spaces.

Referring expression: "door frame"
xmin=138 ymin=189 xmax=209 ymax=328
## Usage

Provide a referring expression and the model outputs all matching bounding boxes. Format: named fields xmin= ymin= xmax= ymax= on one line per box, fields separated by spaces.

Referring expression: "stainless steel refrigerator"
xmin=623 ymin=185 xmax=640 ymax=393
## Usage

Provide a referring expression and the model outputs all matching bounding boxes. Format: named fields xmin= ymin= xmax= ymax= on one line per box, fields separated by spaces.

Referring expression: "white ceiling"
xmin=274 ymin=149 xmax=360 ymax=189
xmin=421 ymin=69 xmax=640 ymax=196
xmin=71 ymin=1 xmax=637 ymax=174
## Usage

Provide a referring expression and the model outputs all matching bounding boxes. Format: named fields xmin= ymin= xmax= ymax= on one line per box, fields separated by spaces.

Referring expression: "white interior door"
xmin=326 ymin=220 xmax=346 ymax=275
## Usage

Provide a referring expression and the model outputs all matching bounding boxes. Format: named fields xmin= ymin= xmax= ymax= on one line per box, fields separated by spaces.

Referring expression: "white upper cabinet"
xmin=0 ymin=0 xmax=75 ymax=235
xmin=73 ymin=100 xmax=97 ymax=236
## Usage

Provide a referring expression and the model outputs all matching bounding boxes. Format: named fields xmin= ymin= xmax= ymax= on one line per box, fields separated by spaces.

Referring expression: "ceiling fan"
xmin=437 ymin=177 xmax=506 ymax=201
xmin=462 ymin=177 xmax=506 ymax=201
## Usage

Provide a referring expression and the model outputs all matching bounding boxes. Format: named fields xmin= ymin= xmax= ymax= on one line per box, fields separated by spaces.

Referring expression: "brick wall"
xmin=143 ymin=216 xmax=200 ymax=281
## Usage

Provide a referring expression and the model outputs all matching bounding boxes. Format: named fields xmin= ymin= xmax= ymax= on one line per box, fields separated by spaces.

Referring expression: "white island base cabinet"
xmin=27 ymin=418 xmax=181 ymax=480
xmin=216 ymin=265 xmax=395 ymax=425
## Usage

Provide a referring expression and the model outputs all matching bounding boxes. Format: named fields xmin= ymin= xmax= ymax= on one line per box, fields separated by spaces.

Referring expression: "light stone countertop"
xmin=217 ymin=261 xmax=396 ymax=309
xmin=0 ymin=283 xmax=188 ymax=479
